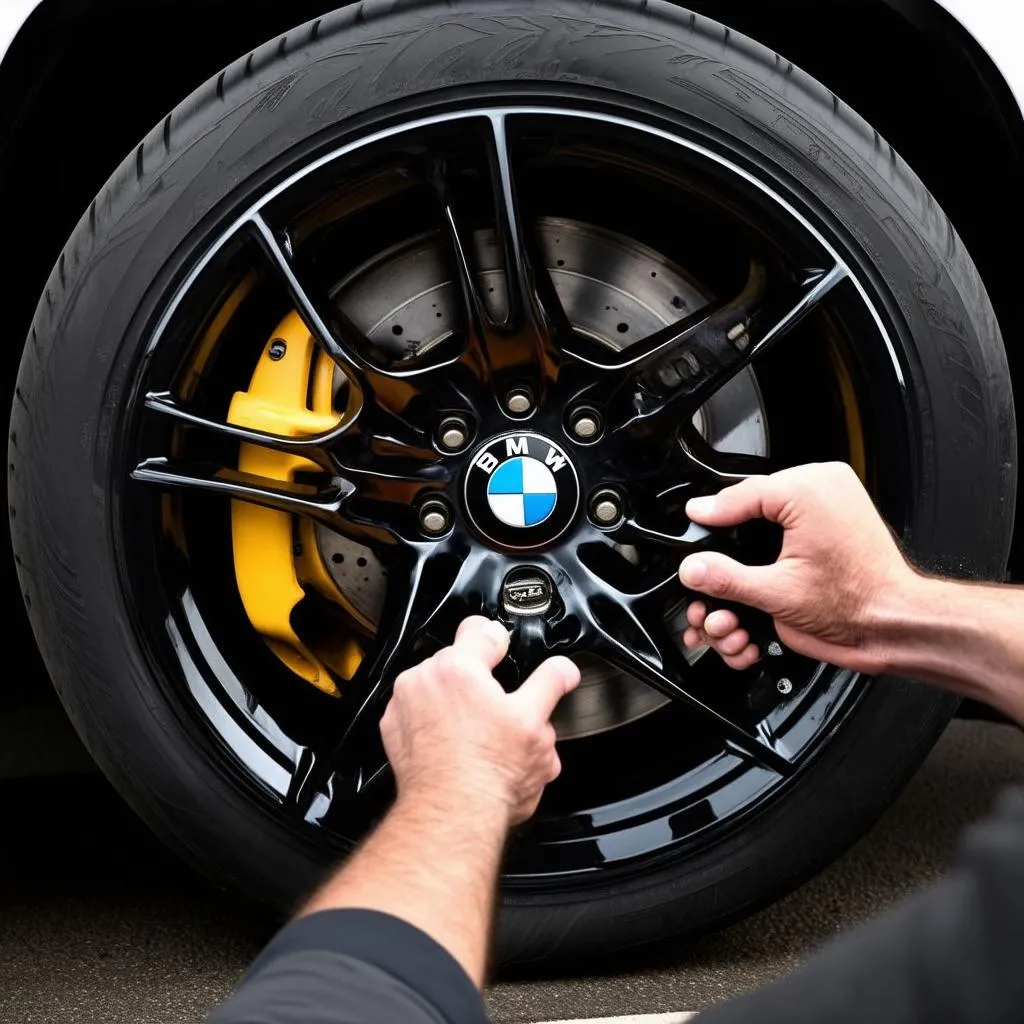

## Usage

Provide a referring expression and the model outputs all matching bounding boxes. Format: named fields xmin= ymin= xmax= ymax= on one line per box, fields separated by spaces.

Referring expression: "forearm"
xmin=870 ymin=573 xmax=1024 ymax=723
xmin=300 ymin=789 xmax=509 ymax=987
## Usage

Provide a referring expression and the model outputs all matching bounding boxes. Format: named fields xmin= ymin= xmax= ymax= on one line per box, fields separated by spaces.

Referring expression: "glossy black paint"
xmin=121 ymin=107 xmax=908 ymax=881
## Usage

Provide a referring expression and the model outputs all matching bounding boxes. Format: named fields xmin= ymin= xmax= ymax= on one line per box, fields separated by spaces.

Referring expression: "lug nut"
xmin=438 ymin=416 xmax=470 ymax=452
xmin=268 ymin=339 xmax=287 ymax=361
xmin=569 ymin=407 xmax=602 ymax=441
xmin=590 ymin=488 xmax=624 ymax=526
xmin=505 ymin=387 xmax=534 ymax=416
xmin=777 ymin=677 xmax=793 ymax=695
xmin=419 ymin=499 xmax=452 ymax=536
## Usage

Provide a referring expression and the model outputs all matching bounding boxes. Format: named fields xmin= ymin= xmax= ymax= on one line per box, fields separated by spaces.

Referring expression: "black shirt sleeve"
xmin=700 ymin=786 xmax=1024 ymax=1024
xmin=206 ymin=908 xmax=489 ymax=1024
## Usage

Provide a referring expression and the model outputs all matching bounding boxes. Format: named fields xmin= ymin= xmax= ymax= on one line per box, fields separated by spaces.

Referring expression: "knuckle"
xmin=434 ymin=647 xmax=462 ymax=677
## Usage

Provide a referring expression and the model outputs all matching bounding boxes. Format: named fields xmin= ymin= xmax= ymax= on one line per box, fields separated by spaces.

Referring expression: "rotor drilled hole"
xmin=672 ymin=295 xmax=684 ymax=309
xmin=556 ymin=259 xmax=565 ymax=266
xmin=331 ymin=553 xmax=344 ymax=564
xmin=616 ymin=322 xmax=629 ymax=333
xmin=391 ymin=324 xmax=403 ymax=336
xmin=357 ymin=556 xmax=368 ymax=568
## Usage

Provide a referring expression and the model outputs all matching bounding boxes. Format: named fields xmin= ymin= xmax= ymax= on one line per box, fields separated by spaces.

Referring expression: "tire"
xmin=9 ymin=0 xmax=1015 ymax=964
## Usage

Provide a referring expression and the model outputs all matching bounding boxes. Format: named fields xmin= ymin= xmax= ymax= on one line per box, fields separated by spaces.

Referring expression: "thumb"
xmin=679 ymin=551 xmax=777 ymax=610
xmin=685 ymin=476 xmax=774 ymax=528
xmin=512 ymin=656 xmax=580 ymax=725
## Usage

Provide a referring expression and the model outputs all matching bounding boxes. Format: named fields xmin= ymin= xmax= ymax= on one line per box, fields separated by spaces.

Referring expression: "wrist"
xmin=861 ymin=565 xmax=938 ymax=676
xmin=396 ymin=773 xmax=515 ymax=835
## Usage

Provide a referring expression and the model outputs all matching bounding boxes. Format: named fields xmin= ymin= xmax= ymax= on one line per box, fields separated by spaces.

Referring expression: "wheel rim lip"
xmin=117 ymin=99 xmax=915 ymax=885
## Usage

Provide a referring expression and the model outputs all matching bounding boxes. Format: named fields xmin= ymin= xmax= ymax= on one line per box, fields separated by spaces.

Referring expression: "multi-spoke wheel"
xmin=10 ymin=1 xmax=1014 ymax=962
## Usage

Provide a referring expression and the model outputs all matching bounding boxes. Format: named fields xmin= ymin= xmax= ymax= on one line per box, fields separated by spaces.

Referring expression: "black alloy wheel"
xmin=10 ymin=1 xmax=1015 ymax=963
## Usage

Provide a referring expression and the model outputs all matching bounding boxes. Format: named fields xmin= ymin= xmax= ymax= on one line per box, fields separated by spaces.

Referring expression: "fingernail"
xmin=680 ymin=557 xmax=708 ymax=587
xmin=686 ymin=496 xmax=715 ymax=519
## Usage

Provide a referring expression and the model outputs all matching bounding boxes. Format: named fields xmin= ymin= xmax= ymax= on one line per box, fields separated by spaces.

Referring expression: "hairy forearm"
xmin=300 ymin=789 xmax=509 ymax=987
xmin=870 ymin=573 xmax=1024 ymax=723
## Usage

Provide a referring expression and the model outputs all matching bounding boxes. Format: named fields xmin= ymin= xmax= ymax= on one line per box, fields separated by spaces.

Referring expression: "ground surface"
xmin=1 ymin=720 xmax=1021 ymax=1024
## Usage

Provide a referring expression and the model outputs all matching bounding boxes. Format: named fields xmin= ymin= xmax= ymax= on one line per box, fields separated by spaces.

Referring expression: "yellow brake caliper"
xmin=228 ymin=312 xmax=363 ymax=695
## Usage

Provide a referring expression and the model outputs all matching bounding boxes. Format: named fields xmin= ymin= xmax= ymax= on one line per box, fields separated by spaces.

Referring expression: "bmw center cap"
xmin=464 ymin=433 xmax=580 ymax=548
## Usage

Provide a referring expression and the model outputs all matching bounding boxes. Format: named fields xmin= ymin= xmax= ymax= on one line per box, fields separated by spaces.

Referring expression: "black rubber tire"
xmin=8 ymin=0 xmax=1016 ymax=964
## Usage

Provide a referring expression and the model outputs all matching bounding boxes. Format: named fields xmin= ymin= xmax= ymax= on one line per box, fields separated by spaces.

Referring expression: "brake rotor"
xmin=313 ymin=217 xmax=768 ymax=737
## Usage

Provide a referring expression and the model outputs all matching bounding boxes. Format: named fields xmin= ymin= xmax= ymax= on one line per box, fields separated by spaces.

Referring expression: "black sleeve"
xmin=206 ymin=908 xmax=489 ymax=1024
xmin=700 ymin=786 xmax=1024 ymax=1024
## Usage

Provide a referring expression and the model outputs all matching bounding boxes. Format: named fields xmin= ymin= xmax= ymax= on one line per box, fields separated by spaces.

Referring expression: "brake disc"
xmin=315 ymin=217 xmax=768 ymax=737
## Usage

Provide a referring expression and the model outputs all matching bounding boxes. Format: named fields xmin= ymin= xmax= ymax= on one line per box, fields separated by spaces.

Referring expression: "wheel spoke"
xmin=430 ymin=115 xmax=565 ymax=387
xmin=287 ymin=552 xmax=464 ymax=821
xmin=248 ymin=212 xmax=370 ymax=386
xmin=600 ymin=261 xmax=848 ymax=431
xmin=130 ymin=456 xmax=403 ymax=547
xmin=592 ymin=617 xmax=793 ymax=776
xmin=249 ymin=211 xmax=471 ymax=425
xmin=143 ymin=390 xmax=348 ymax=471
xmin=675 ymin=425 xmax=777 ymax=485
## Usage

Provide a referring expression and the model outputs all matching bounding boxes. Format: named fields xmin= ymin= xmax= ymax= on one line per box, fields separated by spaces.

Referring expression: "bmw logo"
xmin=464 ymin=433 xmax=580 ymax=549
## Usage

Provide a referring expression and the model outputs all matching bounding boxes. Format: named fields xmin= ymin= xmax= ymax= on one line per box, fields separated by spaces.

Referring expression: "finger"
xmin=513 ymin=656 xmax=581 ymax=723
xmin=679 ymin=551 xmax=778 ymax=611
xmin=704 ymin=608 xmax=740 ymax=638
xmin=452 ymin=616 xmax=511 ymax=670
xmin=682 ymin=626 xmax=704 ymax=649
xmin=712 ymin=628 xmax=750 ymax=657
xmin=685 ymin=600 xmax=707 ymax=628
xmin=685 ymin=475 xmax=774 ymax=527
xmin=722 ymin=643 xmax=761 ymax=671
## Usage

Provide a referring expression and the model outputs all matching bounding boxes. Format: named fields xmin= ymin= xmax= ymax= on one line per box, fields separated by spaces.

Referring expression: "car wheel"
xmin=9 ymin=0 xmax=1015 ymax=963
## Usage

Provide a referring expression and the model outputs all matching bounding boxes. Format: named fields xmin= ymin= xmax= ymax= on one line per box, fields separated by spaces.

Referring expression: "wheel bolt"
xmin=438 ymin=416 xmax=470 ymax=452
xmin=569 ymin=407 xmax=602 ymax=441
xmin=590 ymin=488 xmax=624 ymax=526
xmin=777 ymin=677 xmax=793 ymax=695
xmin=505 ymin=387 xmax=534 ymax=416
xmin=419 ymin=499 xmax=452 ymax=536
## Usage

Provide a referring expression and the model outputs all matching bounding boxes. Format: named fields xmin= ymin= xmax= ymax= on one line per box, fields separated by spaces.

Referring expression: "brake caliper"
xmin=227 ymin=312 xmax=363 ymax=695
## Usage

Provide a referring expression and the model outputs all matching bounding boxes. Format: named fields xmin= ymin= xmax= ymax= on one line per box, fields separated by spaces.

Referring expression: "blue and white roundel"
xmin=486 ymin=456 xmax=558 ymax=528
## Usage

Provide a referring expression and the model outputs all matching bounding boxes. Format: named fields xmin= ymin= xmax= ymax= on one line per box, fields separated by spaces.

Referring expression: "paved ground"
xmin=0 ymin=719 xmax=1021 ymax=1024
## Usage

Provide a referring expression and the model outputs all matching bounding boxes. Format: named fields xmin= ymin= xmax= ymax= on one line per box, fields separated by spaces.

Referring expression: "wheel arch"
xmin=2 ymin=0 xmax=1023 ymax=713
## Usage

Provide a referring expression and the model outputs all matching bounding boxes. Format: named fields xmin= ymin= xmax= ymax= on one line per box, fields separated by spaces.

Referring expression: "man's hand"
xmin=380 ymin=616 xmax=581 ymax=827
xmin=679 ymin=462 xmax=914 ymax=674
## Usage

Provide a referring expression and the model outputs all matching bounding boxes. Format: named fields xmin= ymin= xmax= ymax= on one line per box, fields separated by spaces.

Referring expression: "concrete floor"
xmin=0 ymin=720 xmax=1021 ymax=1024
